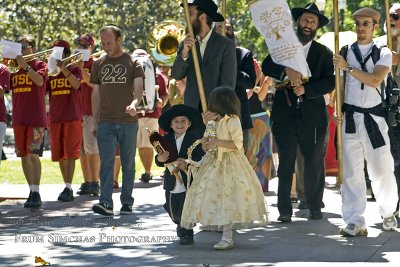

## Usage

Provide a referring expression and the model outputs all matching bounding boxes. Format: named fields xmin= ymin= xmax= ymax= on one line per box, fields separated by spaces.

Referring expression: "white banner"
xmin=1 ymin=40 xmax=22 ymax=59
xmin=249 ymin=0 xmax=311 ymax=78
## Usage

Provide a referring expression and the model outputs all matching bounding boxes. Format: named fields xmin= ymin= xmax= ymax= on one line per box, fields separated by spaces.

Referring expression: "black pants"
xmin=272 ymin=113 xmax=327 ymax=216
xmin=163 ymin=191 xmax=193 ymax=237
xmin=389 ymin=125 xmax=400 ymax=212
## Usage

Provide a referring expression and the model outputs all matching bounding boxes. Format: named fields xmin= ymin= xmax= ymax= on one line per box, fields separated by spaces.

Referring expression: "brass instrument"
xmin=147 ymin=20 xmax=185 ymax=66
xmin=2 ymin=49 xmax=53 ymax=73
xmin=90 ymin=50 xmax=105 ymax=59
xmin=48 ymin=52 xmax=83 ymax=76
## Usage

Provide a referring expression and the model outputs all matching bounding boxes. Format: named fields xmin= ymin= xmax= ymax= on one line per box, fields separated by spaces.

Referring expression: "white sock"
xmin=31 ymin=185 xmax=40 ymax=193
xmin=222 ymin=224 xmax=233 ymax=241
xmin=29 ymin=185 xmax=33 ymax=191
xmin=65 ymin=183 xmax=72 ymax=189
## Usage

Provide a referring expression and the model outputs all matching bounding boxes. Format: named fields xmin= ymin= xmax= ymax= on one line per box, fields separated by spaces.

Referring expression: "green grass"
xmin=0 ymin=154 xmax=164 ymax=184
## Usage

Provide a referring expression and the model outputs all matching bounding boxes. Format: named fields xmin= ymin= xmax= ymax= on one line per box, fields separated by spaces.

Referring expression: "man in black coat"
xmin=172 ymin=0 xmax=237 ymax=111
xmin=216 ymin=19 xmax=256 ymax=151
xmin=262 ymin=3 xmax=335 ymax=222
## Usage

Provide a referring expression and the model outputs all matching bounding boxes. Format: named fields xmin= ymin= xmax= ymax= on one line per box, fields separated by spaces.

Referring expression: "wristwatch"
xmin=347 ymin=66 xmax=354 ymax=73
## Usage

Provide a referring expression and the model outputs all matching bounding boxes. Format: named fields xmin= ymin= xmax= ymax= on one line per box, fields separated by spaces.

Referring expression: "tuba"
xmin=2 ymin=49 xmax=53 ymax=73
xmin=147 ymin=20 xmax=186 ymax=66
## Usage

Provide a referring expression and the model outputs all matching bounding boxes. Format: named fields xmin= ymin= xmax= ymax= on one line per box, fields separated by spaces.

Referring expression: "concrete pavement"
xmin=0 ymin=176 xmax=399 ymax=266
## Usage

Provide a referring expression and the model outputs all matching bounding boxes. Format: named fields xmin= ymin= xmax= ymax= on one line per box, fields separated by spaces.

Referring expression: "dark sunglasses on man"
xmin=78 ymin=43 xmax=90 ymax=49
xmin=391 ymin=13 xmax=400 ymax=21
xmin=21 ymin=44 xmax=32 ymax=49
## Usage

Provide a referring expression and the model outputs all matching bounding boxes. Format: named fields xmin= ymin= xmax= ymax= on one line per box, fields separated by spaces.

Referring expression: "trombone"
xmin=48 ymin=52 xmax=83 ymax=76
xmin=2 ymin=49 xmax=53 ymax=73
xmin=90 ymin=50 xmax=105 ymax=59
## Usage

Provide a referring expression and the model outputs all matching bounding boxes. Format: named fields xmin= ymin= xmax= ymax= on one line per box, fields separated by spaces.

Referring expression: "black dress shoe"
xmin=309 ymin=210 xmax=323 ymax=220
xmin=298 ymin=201 xmax=308 ymax=210
xmin=277 ymin=214 xmax=292 ymax=223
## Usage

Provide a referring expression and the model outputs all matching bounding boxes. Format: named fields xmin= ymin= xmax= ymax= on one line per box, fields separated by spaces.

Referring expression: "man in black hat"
xmin=172 ymin=0 xmax=237 ymax=111
xmin=262 ymin=3 xmax=335 ymax=223
xmin=155 ymin=104 xmax=205 ymax=245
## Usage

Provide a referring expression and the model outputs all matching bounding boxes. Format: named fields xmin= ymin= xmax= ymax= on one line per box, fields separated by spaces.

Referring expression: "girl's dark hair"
xmin=208 ymin=86 xmax=241 ymax=117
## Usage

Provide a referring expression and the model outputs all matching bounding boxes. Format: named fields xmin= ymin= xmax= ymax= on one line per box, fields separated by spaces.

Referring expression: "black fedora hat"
xmin=158 ymin=104 xmax=205 ymax=133
xmin=291 ymin=3 xmax=329 ymax=28
xmin=180 ymin=0 xmax=225 ymax=22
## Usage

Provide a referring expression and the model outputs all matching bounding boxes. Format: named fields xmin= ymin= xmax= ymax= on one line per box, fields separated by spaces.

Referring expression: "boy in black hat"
xmin=155 ymin=104 xmax=205 ymax=245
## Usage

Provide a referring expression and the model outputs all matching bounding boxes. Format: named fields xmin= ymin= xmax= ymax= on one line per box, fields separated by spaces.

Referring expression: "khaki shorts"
xmin=82 ymin=115 xmax=99 ymax=155
xmin=137 ymin=117 xmax=159 ymax=148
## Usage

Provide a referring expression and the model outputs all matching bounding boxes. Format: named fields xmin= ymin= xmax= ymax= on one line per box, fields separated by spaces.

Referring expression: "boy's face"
xmin=171 ymin=116 xmax=191 ymax=136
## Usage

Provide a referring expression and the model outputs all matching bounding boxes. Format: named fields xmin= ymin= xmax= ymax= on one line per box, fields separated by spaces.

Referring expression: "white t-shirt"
xmin=344 ymin=43 xmax=392 ymax=108
xmin=170 ymin=132 xmax=186 ymax=194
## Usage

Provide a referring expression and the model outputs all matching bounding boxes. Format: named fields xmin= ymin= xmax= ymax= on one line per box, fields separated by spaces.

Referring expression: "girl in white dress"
xmin=181 ymin=87 xmax=268 ymax=250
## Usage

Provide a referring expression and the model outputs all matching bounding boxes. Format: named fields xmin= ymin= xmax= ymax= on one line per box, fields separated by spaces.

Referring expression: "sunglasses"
xmin=391 ymin=13 xmax=400 ymax=21
xmin=78 ymin=43 xmax=90 ymax=48
xmin=354 ymin=21 xmax=375 ymax=28
xmin=21 ymin=44 xmax=32 ymax=49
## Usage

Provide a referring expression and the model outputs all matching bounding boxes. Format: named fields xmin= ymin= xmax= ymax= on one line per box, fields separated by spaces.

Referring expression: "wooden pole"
xmin=182 ymin=0 xmax=208 ymax=112
xmin=221 ymin=0 xmax=227 ymax=36
xmin=385 ymin=0 xmax=392 ymax=50
xmin=333 ymin=0 xmax=343 ymax=183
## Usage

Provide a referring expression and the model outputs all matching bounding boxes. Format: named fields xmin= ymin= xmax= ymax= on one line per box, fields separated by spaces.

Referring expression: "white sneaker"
xmin=383 ymin=215 xmax=398 ymax=231
xmin=213 ymin=238 xmax=234 ymax=250
xmin=340 ymin=223 xmax=368 ymax=237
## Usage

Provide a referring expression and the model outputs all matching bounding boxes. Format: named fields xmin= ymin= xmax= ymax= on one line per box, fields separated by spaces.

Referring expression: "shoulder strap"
xmin=340 ymin=45 xmax=349 ymax=93
xmin=371 ymin=45 xmax=381 ymax=65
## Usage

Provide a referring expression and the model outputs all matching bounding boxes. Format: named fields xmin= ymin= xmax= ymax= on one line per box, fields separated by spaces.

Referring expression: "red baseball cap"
xmin=75 ymin=34 xmax=95 ymax=46
xmin=52 ymin=39 xmax=70 ymax=50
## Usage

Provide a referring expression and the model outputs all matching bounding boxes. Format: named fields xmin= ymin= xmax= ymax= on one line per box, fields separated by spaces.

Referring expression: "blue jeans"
xmin=97 ymin=122 xmax=138 ymax=207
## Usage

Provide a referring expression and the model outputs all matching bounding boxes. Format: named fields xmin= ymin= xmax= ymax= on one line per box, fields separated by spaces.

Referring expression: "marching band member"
xmin=11 ymin=35 xmax=48 ymax=209
xmin=74 ymin=34 xmax=101 ymax=196
xmin=47 ymin=40 xmax=82 ymax=202
xmin=0 ymin=63 xmax=10 ymax=165
xmin=132 ymin=49 xmax=168 ymax=183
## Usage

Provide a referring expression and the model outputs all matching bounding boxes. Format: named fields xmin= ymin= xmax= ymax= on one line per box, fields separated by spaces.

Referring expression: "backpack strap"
xmin=351 ymin=42 xmax=377 ymax=90
xmin=340 ymin=45 xmax=349 ymax=93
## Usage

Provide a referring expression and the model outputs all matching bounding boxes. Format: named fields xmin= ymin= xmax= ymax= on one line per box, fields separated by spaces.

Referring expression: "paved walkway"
xmin=0 ymin=177 xmax=399 ymax=266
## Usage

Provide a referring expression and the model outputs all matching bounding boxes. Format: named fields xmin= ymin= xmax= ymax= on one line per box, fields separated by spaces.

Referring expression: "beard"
xmin=391 ymin=27 xmax=400 ymax=38
xmin=192 ymin=17 xmax=201 ymax=36
xmin=296 ymin=24 xmax=317 ymax=44
xmin=226 ymin=31 xmax=235 ymax=42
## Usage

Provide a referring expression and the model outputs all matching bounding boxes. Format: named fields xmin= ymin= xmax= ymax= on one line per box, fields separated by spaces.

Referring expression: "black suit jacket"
xmin=155 ymin=131 xmax=204 ymax=192
xmin=235 ymin=47 xmax=256 ymax=130
xmin=262 ymin=40 xmax=335 ymax=132
xmin=172 ymin=31 xmax=237 ymax=110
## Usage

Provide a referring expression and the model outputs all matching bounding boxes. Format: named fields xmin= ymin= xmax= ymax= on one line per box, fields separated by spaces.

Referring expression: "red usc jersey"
xmin=47 ymin=66 xmax=82 ymax=122
xmin=11 ymin=60 xmax=47 ymax=127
